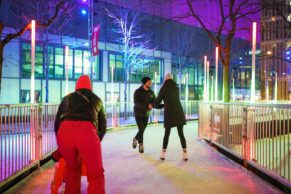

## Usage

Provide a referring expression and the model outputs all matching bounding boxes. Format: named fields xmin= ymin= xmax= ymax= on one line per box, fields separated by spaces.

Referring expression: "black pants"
xmin=163 ymin=125 xmax=186 ymax=149
xmin=134 ymin=116 xmax=149 ymax=144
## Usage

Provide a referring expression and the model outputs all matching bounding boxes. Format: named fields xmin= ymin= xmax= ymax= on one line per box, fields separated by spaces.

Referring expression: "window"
xmin=171 ymin=63 xmax=195 ymax=85
xmin=109 ymin=53 xmax=124 ymax=81
xmin=48 ymin=46 xmax=54 ymax=78
xmin=21 ymin=43 xmax=43 ymax=78
xmin=171 ymin=62 xmax=204 ymax=100
xmin=55 ymin=47 xmax=64 ymax=78
xmin=21 ymin=42 xmax=102 ymax=80
xmin=83 ymin=51 xmax=90 ymax=76
xmin=92 ymin=53 xmax=101 ymax=81
xmin=74 ymin=50 xmax=83 ymax=79
xmin=130 ymin=57 xmax=163 ymax=83
xmin=20 ymin=90 xmax=42 ymax=103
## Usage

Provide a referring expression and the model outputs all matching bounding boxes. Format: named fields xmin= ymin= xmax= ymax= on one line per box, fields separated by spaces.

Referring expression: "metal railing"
xmin=198 ymin=102 xmax=291 ymax=184
xmin=0 ymin=104 xmax=40 ymax=182
xmin=104 ymin=100 xmax=199 ymax=128
xmin=0 ymin=100 xmax=199 ymax=183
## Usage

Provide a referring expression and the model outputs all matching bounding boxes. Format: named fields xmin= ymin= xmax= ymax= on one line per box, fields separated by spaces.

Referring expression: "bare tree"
xmin=106 ymin=4 xmax=151 ymax=106
xmin=173 ymin=24 xmax=195 ymax=98
xmin=0 ymin=0 xmax=74 ymax=93
xmin=185 ymin=0 xmax=261 ymax=102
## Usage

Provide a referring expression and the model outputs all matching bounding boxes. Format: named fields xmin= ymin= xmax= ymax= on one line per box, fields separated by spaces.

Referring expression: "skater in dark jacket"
xmin=154 ymin=73 xmax=188 ymax=161
xmin=133 ymin=77 xmax=161 ymax=153
xmin=54 ymin=75 xmax=106 ymax=194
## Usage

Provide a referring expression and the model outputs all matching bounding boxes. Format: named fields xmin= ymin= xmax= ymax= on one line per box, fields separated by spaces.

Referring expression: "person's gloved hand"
xmin=52 ymin=149 xmax=62 ymax=162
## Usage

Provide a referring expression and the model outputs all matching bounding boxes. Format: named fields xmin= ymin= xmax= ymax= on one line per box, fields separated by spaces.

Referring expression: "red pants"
xmin=57 ymin=121 xmax=105 ymax=194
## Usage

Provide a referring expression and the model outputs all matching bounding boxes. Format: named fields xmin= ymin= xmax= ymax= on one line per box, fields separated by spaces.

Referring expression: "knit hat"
xmin=141 ymin=76 xmax=151 ymax=85
xmin=76 ymin=75 xmax=92 ymax=91
xmin=165 ymin=73 xmax=173 ymax=81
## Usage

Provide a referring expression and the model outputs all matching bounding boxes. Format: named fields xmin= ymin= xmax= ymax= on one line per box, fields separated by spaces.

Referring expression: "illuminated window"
xmin=21 ymin=42 xmax=102 ymax=81
xmin=92 ymin=53 xmax=101 ymax=81
xmin=109 ymin=53 xmax=124 ymax=81
xmin=55 ymin=47 xmax=64 ymax=78
xmin=21 ymin=43 xmax=43 ymax=78
xmin=130 ymin=58 xmax=163 ymax=83
xmin=74 ymin=50 xmax=83 ymax=79
xmin=20 ymin=90 xmax=42 ymax=103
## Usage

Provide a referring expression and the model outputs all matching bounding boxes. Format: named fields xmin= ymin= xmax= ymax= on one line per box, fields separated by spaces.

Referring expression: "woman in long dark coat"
xmin=154 ymin=73 xmax=188 ymax=161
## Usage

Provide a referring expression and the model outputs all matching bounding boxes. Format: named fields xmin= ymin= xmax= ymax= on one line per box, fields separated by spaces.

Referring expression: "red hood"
xmin=75 ymin=75 xmax=92 ymax=91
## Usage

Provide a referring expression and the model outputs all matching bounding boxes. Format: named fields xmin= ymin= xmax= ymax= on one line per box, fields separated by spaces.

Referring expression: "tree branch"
xmin=0 ymin=22 xmax=3 ymax=41
xmin=1 ymin=0 xmax=65 ymax=46
xmin=217 ymin=0 xmax=226 ymax=38
xmin=186 ymin=0 xmax=221 ymax=48
xmin=1 ymin=22 xmax=31 ymax=46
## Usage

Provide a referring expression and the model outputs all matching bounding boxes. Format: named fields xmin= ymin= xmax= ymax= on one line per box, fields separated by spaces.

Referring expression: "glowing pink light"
xmin=204 ymin=56 xmax=207 ymax=102
xmin=215 ymin=47 xmax=219 ymax=101
xmin=65 ymin=46 xmax=69 ymax=95
xmin=250 ymin=22 xmax=257 ymax=102
xmin=30 ymin=20 xmax=35 ymax=104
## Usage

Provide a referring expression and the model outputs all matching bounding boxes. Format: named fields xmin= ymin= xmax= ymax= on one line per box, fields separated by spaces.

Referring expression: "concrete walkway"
xmin=6 ymin=121 xmax=281 ymax=194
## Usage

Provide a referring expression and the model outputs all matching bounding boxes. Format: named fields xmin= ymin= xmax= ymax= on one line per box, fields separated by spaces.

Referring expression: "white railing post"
xmin=242 ymin=106 xmax=255 ymax=164
xmin=242 ymin=106 xmax=248 ymax=162
xmin=210 ymin=104 xmax=213 ymax=141
xmin=36 ymin=105 xmax=42 ymax=162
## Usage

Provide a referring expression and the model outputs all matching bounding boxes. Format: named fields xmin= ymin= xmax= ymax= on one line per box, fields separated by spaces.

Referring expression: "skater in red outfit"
xmin=54 ymin=75 xmax=106 ymax=194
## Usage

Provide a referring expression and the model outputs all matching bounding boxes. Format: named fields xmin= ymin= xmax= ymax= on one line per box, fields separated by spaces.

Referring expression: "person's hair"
xmin=141 ymin=76 xmax=151 ymax=84
xmin=165 ymin=73 xmax=173 ymax=81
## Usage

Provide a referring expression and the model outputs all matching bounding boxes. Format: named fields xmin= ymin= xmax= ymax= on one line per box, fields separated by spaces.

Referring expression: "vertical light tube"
xmin=207 ymin=61 xmax=210 ymax=102
xmin=154 ymin=72 xmax=157 ymax=122
xmin=232 ymin=77 xmax=235 ymax=100
xmin=275 ymin=72 xmax=278 ymax=102
xmin=211 ymin=75 xmax=214 ymax=101
xmin=266 ymin=80 xmax=269 ymax=101
xmin=185 ymin=74 xmax=189 ymax=118
xmin=154 ymin=72 xmax=157 ymax=95
xmin=215 ymin=47 xmax=219 ymax=101
xmin=204 ymin=56 xmax=207 ymax=102
xmin=30 ymin=20 xmax=35 ymax=103
xmin=251 ymin=22 xmax=257 ymax=102
xmin=111 ymin=65 xmax=114 ymax=127
xmin=65 ymin=46 xmax=69 ymax=95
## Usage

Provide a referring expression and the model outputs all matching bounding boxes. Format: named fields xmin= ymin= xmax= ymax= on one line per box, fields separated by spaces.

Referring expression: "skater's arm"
xmin=134 ymin=90 xmax=147 ymax=109
xmin=152 ymin=92 xmax=164 ymax=109
xmin=153 ymin=86 xmax=164 ymax=108
xmin=98 ymin=103 xmax=107 ymax=141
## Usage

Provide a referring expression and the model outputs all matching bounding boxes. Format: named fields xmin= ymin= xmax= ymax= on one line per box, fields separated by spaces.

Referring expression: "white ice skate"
xmin=160 ymin=149 xmax=166 ymax=160
xmin=182 ymin=149 xmax=188 ymax=161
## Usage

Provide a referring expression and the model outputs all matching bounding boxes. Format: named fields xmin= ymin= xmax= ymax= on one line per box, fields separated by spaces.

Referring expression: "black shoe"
xmin=133 ymin=138 xmax=138 ymax=149
xmin=139 ymin=144 xmax=144 ymax=153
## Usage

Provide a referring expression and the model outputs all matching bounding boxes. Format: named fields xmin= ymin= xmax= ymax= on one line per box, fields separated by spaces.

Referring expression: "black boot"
xmin=139 ymin=144 xmax=144 ymax=153
xmin=133 ymin=138 xmax=138 ymax=149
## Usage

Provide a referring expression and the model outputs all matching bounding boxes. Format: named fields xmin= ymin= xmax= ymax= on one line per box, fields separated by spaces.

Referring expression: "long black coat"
xmin=154 ymin=79 xmax=186 ymax=128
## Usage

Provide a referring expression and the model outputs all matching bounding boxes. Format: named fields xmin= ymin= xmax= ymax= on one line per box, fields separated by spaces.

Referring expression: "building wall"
xmin=0 ymin=30 xmax=170 ymax=104
xmin=0 ymin=1 xmax=254 ymax=104
xmin=261 ymin=0 xmax=291 ymax=100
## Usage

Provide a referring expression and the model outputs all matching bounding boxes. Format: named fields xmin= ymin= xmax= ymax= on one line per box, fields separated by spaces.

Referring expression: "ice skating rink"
xmin=6 ymin=121 xmax=282 ymax=194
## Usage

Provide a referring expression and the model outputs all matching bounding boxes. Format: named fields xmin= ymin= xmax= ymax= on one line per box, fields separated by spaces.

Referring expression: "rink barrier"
xmin=198 ymin=102 xmax=291 ymax=192
xmin=0 ymin=100 xmax=199 ymax=186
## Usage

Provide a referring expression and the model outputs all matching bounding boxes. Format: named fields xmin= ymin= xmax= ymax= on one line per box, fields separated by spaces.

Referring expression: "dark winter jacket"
xmin=154 ymin=79 xmax=186 ymax=128
xmin=134 ymin=86 xmax=156 ymax=117
xmin=54 ymin=89 xmax=107 ymax=141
